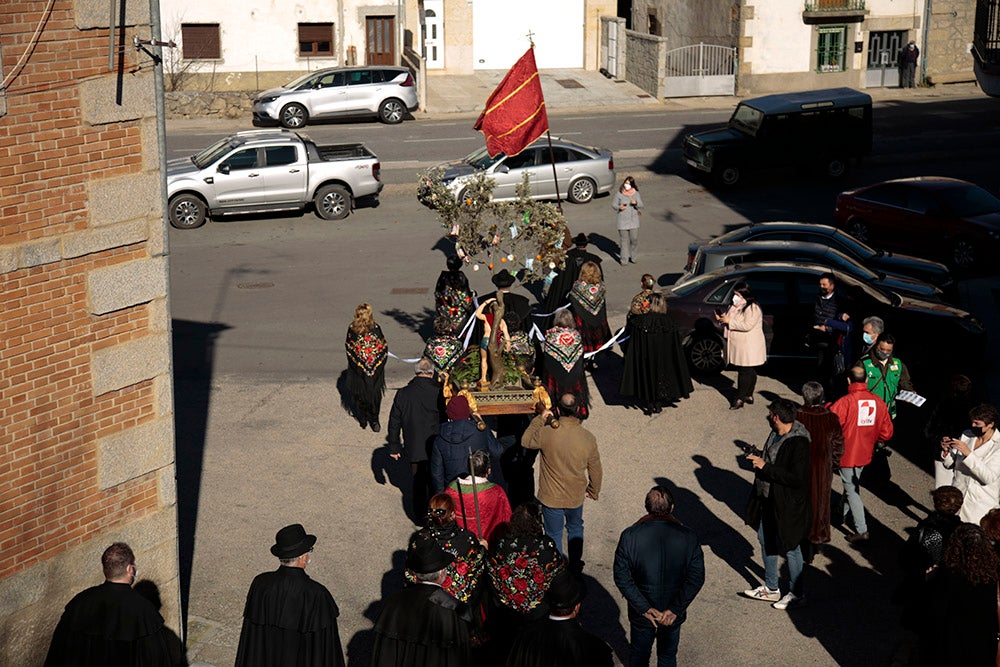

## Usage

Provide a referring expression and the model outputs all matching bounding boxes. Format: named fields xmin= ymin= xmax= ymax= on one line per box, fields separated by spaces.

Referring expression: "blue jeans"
xmin=757 ymin=520 xmax=803 ymax=596
xmin=541 ymin=504 xmax=584 ymax=565
xmin=839 ymin=466 xmax=867 ymax=534
xmin=629 ymin=611 xmax=680 ymax=666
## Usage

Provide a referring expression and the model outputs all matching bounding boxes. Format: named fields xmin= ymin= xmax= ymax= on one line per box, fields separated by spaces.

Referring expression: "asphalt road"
xmin=166 ymin=99 xmax=1000 ymax=666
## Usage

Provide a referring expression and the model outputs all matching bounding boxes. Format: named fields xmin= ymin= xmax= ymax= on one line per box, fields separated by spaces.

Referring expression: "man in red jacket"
xmin=830 ymin=366 xmax=894 ymax=544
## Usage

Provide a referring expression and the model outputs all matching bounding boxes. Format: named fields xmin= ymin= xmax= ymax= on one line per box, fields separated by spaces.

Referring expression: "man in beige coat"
xmin=716 ymin=283 xmax=766 ymax=410
xmin=524 ymin=393 xmax=603 ymax=573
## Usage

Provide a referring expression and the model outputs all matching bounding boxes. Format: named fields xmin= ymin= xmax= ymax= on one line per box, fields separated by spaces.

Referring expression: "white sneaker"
xmin=772 ymin=592 xmax=806 ymax=610
xmin=741 ymin=585 xmax=780 ymax=602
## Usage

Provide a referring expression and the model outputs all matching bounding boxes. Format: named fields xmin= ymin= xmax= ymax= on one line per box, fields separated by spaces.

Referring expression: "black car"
xmin=685 ymin=221 xmax=953 ymax=290
xmin=666 ymin=263 xmax=984 ymax=377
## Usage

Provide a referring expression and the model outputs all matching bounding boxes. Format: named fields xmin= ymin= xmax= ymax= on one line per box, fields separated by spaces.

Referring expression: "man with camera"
xmin=524 ymin=392 xmax=603 ymax=574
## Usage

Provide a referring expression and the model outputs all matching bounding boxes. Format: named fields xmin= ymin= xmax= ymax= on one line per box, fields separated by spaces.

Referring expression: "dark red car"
xmin=834 ymin=177 xmax=1000 ymax=271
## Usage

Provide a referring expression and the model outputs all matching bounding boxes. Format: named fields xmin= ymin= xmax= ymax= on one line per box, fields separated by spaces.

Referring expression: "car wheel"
xmin=716 ymin=165 xmax=741 ymax=187
xmin=378 ymin=98 xmax=406 ymax=124
xmin=687 ymin=335 xmax=725 ymax=373
xmin=279 ymin=103 xmax=308 ymax=129
xmin=168 ymin=194 xmax=207 ymax=229
xmin=567 ymin=177 xmax=596 ymax=204
xmin=314 ymin=184 xmax=352 ymax=220
xmin=847 ymin=219 xmax=870 ymax=243
xmin=951 ymin=238 xmax=976 ymax=270
xmin=824 ymin=157 xmax=848 ymax=179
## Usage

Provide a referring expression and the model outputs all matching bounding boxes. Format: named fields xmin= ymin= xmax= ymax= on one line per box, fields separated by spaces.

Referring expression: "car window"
xmin=903 ymin=188 xmax=934 ymax=214
xmin=722 ymin=254 xmax=746 ymax=266
xmin=858 ymin=183 xmax=906 ymax=208
xmin=369 ymin=70 xmax=386 ymax=83
xmin=347 ymin=70 xmax=373 ymax=85
xmin=567 ymin=149 xmax=591 ymax=162
xmin=316 ymin=72 xmax=345 ymax=88
xmin=222 ymin=148 xmax=259 ymax=171
xmin=549 ymin=148 xmax=573 ymax=164
xmin=265 ymin=146 xmax=298 ymax=166
xmin=793 ymin=276 xmax=820 ymax=306
xmin=503 ymin=149 xmax=537 ymax=170
xmin=706 ymin=282 xmax=733 ymax=303
xmin=744 ymin=277 xmax=787 ymax=306
xmin=934 ymin=184 xmax=1000 ymax=216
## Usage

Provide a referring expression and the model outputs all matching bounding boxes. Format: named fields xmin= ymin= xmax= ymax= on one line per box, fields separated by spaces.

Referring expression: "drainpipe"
xmin=920 ymin=0 xmax=931 ymax=84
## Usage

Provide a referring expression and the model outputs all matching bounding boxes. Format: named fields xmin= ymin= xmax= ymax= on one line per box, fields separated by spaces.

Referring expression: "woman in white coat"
xmin=940 ymin=403 xmax=1000 ymax=524
xmin=716 ymin=283 xmax=766 ymax=410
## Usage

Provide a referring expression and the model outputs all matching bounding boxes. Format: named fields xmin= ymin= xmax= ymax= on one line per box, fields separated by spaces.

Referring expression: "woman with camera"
xmin=716 ymin=283 xmax=766 ymax=410
xmin=613 ymin=176 xmax=643 ymax=265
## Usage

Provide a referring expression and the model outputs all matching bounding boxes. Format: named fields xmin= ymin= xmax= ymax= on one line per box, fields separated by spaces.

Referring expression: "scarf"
xmin=569 ymin=280 xmax=605 ymax=317
xmin=543 ymin=327 xmax=582 ymax=372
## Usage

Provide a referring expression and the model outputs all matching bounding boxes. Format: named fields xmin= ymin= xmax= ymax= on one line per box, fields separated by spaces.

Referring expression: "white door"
xmin=472 ymin=0 xmax=583 ymax=69
xmin=423 ymin=0 xmax=444 ymax=69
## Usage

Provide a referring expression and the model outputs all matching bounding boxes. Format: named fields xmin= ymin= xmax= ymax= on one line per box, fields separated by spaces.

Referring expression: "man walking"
xmin=742 ymin=399 xmax=811 ymax=610
xmin=235 ymin=524 xmax=346 ymax=666
xmin=830 ymin=366 xmax=895 ymax=543
xmin=387 ymin=357 xmax=445 ymax=519
xmin=524 ymin=393 xmax=602 ymax=573
xmin=614 ymin=487 xmax=705 ymax=666
xmin=861 ymin=332 xmax=913 ymax=421
xmin=45 ymin=542 xmax=180 ymax=666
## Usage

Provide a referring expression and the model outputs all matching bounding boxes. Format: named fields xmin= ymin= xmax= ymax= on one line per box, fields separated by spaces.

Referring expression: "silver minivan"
xmin=252 ymin=66 xmax=418 ymax=128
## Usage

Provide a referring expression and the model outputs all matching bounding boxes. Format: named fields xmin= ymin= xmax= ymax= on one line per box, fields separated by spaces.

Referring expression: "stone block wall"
xmin=625 ymin=29 xmax=669 ymax=97
xmin=0 ymin=1 xmax=180 ymax=664
xmin=925 ymin=0 xmax=976 ymax=83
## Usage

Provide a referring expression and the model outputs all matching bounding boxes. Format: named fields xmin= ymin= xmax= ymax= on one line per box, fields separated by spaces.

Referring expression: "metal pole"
xmin=545 ymin=130 xmax=563 ymax=214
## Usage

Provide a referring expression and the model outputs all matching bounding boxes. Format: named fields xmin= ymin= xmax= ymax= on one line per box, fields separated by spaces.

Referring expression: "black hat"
xmin=573 ymin=233 xmax=589 ymax=247
xmin=491 ymin=269 xmax=515 ymax=288
xmin=546 ymin=571 xmax=586 ymax=609
xmin=407 ymin=535 xmax=455 ymax=574
xmin=270 ymin=524 xmax=316 ymax=559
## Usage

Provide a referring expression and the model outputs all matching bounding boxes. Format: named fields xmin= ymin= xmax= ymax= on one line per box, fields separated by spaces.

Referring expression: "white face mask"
xmin=732 ymin=294 xmax=745 ymax=307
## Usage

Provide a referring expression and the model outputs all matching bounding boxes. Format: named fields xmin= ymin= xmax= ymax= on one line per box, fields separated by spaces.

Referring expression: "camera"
xmin=737 ymin=441 xmax=762 ymax=457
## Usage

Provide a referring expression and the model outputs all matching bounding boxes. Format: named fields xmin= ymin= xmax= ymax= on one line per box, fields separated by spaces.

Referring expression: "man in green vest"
xmin=861 ymin=332 xmax=913 ymax=420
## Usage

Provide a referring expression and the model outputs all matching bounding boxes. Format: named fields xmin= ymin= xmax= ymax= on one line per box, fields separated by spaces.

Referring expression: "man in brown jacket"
xmin=524 ymin=393 xmax=603 ymax=573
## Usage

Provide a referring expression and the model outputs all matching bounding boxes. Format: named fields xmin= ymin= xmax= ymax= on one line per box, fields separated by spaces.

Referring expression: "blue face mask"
xmin=863 ymin=332 xmax=875 ymax=345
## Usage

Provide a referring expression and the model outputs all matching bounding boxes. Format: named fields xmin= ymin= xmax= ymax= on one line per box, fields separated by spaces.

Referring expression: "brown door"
xmin=366 ymin=16 xmax=395 ymax=65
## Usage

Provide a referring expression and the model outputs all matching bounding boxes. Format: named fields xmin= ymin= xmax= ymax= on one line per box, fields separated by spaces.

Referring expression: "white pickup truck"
xmin=166 ymin=129 xmax=382 ymax=229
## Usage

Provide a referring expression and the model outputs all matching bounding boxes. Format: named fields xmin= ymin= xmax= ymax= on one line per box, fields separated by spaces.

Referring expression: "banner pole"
xmin=545 ymin=130 xmax=563 ymax=214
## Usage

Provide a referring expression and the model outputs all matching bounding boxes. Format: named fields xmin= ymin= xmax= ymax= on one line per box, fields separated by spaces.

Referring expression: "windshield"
xmin=729 ymin=104 xmax=764 ymax=136
xmin=936 ymin=184 xmax=1000 ymax=217
xmin=830 ymin=230 xmax=876 ymax=259
xmin=192 ymin=137 xmax=238 ymax=169
xmin=670 ymin=272 xmax=724 ymax=297
xmin=284 ymin=71 xmax=320 ymax=90
xmin=463 ymin=146 xmax=505 ymax=170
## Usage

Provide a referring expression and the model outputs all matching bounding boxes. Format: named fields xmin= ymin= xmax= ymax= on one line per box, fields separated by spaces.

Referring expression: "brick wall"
xmin=0 ymin=1 xmax=179 ymax=664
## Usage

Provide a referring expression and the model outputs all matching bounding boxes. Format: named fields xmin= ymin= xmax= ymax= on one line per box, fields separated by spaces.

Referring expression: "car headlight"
xmin=260 ymin=96 xmax=279 ymax=104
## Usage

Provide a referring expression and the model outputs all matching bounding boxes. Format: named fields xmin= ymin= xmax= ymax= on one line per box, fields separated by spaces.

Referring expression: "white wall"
xmin=744 ymin=0 xmax=812 ymax=74
xmin=472 ymin=0 xmax=584 ymax=69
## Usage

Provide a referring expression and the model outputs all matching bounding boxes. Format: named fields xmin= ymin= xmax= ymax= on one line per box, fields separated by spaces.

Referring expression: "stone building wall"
xmin=0 ymin=1 xmax=180 ymax=664
xmin=625 ymin=29 xmax=668 ymax=97
xmin=925 ymin=0 xmax=976 ymax=83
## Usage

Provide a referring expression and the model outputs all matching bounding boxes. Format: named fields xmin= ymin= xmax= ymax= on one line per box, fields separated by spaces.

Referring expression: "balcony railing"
xmin=804 ymin=0 xmax=865 ymax=12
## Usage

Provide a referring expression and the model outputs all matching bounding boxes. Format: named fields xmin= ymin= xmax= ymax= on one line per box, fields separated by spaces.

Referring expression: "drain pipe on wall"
xmin=920 ymin=0 xmax=931 ymax=84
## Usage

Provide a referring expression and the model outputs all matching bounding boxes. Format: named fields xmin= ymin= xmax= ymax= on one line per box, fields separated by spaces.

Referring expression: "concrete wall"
xmin=625 ymin=29 xmax=668 ymax=97
xmin=632 ymin=0 xmax=738 ymax=47
xmin=924 ymin=0 xmax=976 ymax=83
xmin=0 ymin=0 xmax=179 ymax=664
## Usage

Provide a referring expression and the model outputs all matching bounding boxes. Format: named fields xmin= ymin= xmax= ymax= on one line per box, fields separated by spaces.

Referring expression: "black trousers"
xmin=736 ymin=365 xmax=758 ymax=401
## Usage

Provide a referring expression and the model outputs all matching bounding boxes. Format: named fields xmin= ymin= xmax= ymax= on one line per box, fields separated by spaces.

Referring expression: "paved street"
xmin=166 ymin=92 xmax=1000 ymax=666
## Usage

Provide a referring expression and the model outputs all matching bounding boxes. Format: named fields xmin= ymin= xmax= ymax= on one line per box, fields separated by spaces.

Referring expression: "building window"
xmin=299 ymin=23 xmax=334 ymax=56
xmin=817 ymin=25 xmax=847 ymax=72
xmin=181 ymin=23 xmax=221 ymax=60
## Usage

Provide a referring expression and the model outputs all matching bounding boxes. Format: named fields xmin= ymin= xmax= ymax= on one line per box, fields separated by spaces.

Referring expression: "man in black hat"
xmin=371 ymin=535 xmax=472 ymax=666
xmin=45 ymin=542 xmax=182 ymax=667
xmin=506 ymin=570 xmax=613 ymax=666
xmin=542 ymin=233 xmax=603 ymax=316
xmin=235 ymin=524 xmax=345 ymax=667
xmin=479 ymin=268 xmax=532 ymax=334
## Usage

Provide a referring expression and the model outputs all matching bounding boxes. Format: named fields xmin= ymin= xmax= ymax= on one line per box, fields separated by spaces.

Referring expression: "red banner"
xmin=474 ymin=47 xmax=549 ymax=157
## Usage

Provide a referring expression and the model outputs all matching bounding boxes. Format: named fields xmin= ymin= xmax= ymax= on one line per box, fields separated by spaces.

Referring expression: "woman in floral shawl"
xmin=487 ymin=503 xmax=566 ymax=652
xmin=540 ymin=310 xmax=590 ymax=419
xmin=345 ymin=303 xmax=387 ymax=432
xmin=434 ymin=255 xmax=476 ymax=334
xmin=405 ymin=493 xmax=486 ymax=606
xmin=423 ymin=316 xmax=464 ymax=374
xmin=569 ymin=261 xmax=612 ymax=358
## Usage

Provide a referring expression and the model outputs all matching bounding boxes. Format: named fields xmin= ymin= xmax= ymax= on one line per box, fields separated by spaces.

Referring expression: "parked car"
xmin=683 ymin=87 xmax=872 ymax=186
xmin=680 ymin=240 xmax=945 ymax=301
xmin=684 ymin=221 xmax=954 ymax=290
xmin=166 ymin=129 xmax=382 ymax=228
xmin=834 ymin=177 xmax=1000 ymax=271
xmin=418 ymin=137 xmax=615 ymax=205
xmin=252 ymin=66 xmax=418 ymax=128
xmin=665 ymin=262 xmax=985 ymax=377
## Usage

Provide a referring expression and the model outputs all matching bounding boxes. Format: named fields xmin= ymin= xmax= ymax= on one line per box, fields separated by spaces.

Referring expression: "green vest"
xmin=862 ymin=357 xmax=902 ymax=418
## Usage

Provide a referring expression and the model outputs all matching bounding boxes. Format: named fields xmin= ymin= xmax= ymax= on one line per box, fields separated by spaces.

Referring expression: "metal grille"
xmin=974 ymin=0 xmax=1000 ymax=65
xmin=664 ymin=43 xmax=736 ymax=77
xmin=804 ymin=0 xmax=865 ymax=11
xmin=817 ymin=26 xmax=847 ymax=73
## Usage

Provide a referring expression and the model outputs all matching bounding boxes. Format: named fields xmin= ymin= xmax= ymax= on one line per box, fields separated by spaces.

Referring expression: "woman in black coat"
xmin=345 ymin=303 xmax=387 ymax=432
xmin=619 ymin=293 xmax=692 ymax=414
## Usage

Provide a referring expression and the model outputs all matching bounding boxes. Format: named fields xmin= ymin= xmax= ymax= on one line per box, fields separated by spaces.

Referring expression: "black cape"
xmin=506 ymin=617 xmax=613 ymax=667
xmin=619 ymin=312 xmax=692 ymax=404
xmin=542 ymin=248 xmax=604 ymax=315
xmin=234 ymin=567 xmax=345 ymax=667
xmin=44 ymin=582 xmax=180 ymax=667
xmin=371 ymin=584 xmax=471 ymax=667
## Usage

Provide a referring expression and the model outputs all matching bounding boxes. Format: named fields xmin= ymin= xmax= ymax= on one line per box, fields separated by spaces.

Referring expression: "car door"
xmin=212 ymin=147 xmax=266 ymax=208
xmin=853 ymin=183 xmax=908 ymax=249
xmin=542 ymin=147 xmax=582 ymax=199
xmin=899 ymin=186 xmax=939 ymax=255
xmin=308 ymin=71 xmax=348 ymax=118
xmin=261 ymin=145 xmax=307 ymax=205
xmin=491 ymin=148 xmax=538 ymax=200
xmin=345 ymin=69 xmax=378 ymax=113
xmin=741 ymin=274 xmax=794 ymax=356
